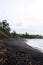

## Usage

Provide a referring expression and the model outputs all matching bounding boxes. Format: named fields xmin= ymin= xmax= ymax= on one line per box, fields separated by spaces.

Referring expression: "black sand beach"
xmin=0 ymin=39 xmax=43 ymax=65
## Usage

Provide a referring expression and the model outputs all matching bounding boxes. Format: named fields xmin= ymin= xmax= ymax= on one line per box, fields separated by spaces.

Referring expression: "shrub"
xmin=0 ymin=31 xmax=8 ymax=39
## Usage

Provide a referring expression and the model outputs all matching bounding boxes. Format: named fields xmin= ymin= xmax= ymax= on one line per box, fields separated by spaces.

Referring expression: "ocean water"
xmin=26 ymin=39 xmax=43 ymax=52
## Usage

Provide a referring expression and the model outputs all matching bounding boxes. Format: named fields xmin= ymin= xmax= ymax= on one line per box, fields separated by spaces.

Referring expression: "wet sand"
xmin=0 ymin=38 xmax=43 ymax=65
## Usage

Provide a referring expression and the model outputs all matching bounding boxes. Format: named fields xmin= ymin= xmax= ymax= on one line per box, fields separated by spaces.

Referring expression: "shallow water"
xmin=26 ymin=39 xmax=43 ymax=52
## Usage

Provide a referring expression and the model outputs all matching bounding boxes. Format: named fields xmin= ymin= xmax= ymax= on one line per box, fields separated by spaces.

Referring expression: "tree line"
xmin=0 ymin=20 xmax=43 ymax=39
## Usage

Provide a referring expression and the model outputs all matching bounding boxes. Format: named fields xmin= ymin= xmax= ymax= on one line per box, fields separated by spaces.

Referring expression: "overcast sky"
xmin=0 ymin=0 xmax=43 ymax=35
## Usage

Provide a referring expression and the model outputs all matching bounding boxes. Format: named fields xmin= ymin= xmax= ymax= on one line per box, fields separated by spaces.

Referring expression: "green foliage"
xmin=0 ymin=20 xmax=11 ymax=39
xmin=0 ymin=22 xmax=3 ymax=31
xmin=21 ymin=34 xmax=43 ymax=39
xmin=0 ymin=31 xmax=8 ymax=39
xmin=0 ymin=20 xmax=10 ymax=36
xmin=0 ymin=19 xmax=43 ymax=39
xmin=11 ymin=31 xmax=18 ymax=38
xmin=2 ymin=20 xmax=10 ymax=33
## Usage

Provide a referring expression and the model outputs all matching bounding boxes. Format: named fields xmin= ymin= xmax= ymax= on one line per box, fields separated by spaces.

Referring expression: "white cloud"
xmin=13 ymin=0 xmax=43 ymax=35
xmin=0 ymin=0 xmax=43 ymax=34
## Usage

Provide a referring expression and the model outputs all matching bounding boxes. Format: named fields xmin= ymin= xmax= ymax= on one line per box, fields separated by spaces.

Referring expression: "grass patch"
xmin=0 ymin=31 xmax=8 ymax=39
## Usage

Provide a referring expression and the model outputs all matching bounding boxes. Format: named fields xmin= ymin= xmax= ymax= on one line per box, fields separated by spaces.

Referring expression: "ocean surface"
xmin=26 ymin=39 xmax=43 ymax=52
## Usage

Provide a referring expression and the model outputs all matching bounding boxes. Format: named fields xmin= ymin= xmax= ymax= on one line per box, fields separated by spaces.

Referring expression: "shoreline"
xmin=0 ymin=39 xmax=43 ymax=65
